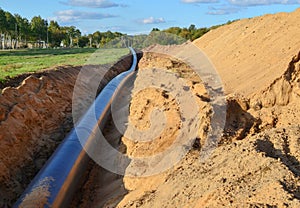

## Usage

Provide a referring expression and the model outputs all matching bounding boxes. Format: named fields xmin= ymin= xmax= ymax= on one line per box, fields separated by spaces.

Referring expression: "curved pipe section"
xmin=14 ymin=47 xmax=138 ymax=208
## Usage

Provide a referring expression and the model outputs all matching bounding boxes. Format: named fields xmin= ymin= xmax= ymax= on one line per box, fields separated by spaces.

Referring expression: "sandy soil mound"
xmin=112 ymin=51 xmax=299 ymax=208
xmin=194 ymin=8 xmax=300 ymax=96
xmin=96 ymin=8 xmax=300 ymax=208
xmin=71 ymin=52 xmax=213 ymax=207
xmin=11 ymin=9 xmax=300 ymax=207
xmin=122 ymin=52 xmax=211 ymax=158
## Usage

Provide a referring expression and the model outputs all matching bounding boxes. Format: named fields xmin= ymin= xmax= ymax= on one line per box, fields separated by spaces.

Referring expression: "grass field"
xmin=0 ymin=48 xmax=129 ymax=82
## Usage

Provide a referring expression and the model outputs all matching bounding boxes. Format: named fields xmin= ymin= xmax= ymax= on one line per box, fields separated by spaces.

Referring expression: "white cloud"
xmin=61 ymin=0 xmax=119 ymax=8
xmin=181 ymin=0 xmax=219 ymax=3
xmin=181 ymin=0 xmax=300 ymax=6
xmin=207 ymin=6 xmax=241 ymax=14
xmin=140 ymin=17 xmax=166 ymax=24
xmin=228 ymin=0 xmax=300 ymax=6
xmin=181 ymin=0 xmax=300 ymax=16
xmin=53 ymin=10 xmax=116 ymax=23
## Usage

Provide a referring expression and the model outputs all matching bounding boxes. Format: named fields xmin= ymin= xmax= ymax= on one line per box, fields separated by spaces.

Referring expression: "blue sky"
xmin=1 ymin=0 xmax=299 ymax=35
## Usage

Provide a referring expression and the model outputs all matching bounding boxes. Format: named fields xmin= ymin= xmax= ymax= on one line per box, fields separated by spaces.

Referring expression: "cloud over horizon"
xmin=181 ymin=0 xmax=300 ymax=15
xmin=182 ymin=0 xmax=300 ymax=5
xmin=181 ymin=0 xmax=219 ymax=3
xmin=228 ymin=0 xmax=300 ymax=6
xmin=139 ymin=17 xmax=166 ymax=24
xmin=207 ymin=6 xmax=241 ymax=14
xmin=53 ymin=10 xmax=117 ymax=23
xmin=61 ymin=0 xmax=119 ymax=8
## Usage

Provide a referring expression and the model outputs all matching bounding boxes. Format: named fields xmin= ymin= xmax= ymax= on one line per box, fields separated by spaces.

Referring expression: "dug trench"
xmin=1 ymin=48 xmax=300 ymax=207
xmin=71 ymin=9 xmax=300 ymax=207
xmin=70 ymin=48 xmax=300 ymax=207
xmin=0 ymin=51 xmax=140 ymax=207
xmin=68 ymin=51 xmax=214 ymax=207
xmin=66 ymin=52 xmax=245 ymax=207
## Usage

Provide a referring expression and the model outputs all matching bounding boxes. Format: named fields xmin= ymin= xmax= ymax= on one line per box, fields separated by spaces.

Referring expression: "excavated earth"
xmin=72 ymin=8 xmax=300 ymax=208
xmin=1 ymin=8 xmax=300 ymax=208
xmin=0 ymin=53 xmax=134 ymax=207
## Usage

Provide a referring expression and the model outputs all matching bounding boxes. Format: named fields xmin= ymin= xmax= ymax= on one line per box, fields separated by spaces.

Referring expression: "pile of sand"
xmin=194 ymin=8 xmax=300 ymax=97
xmin=109 ymin=8 xmax=300 ymax=208
xmin=62 ymin=8 xmax=300 ymax=208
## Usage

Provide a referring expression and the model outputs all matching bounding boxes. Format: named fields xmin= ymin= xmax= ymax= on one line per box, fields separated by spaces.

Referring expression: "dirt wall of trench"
xmin=0 ymin=52 xmax=134 ymax=207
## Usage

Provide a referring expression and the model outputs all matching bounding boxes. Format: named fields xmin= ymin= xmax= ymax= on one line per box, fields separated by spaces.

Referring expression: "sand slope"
xmin=108 ymin=8 xmax=300 ymax=208
xmin=65 ymin=9 xmax=300 ymax=208
xmin=194 ymin=8 xmax=300 ymax=96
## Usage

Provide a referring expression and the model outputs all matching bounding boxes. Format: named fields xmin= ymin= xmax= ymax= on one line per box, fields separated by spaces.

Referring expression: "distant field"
xmin=0 ymin=48 xmax=129 ymax=82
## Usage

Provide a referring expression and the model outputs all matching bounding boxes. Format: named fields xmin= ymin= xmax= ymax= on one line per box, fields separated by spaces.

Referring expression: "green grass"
xmin=0 ymin=48 xmax=129 ymax=82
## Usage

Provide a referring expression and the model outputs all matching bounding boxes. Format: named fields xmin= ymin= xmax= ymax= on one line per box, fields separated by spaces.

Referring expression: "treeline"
xmin=109 ymin=22 xmax=235 ymax=49
xmin=0 ymin=7 xmax=235 ymax=49
xmin=0 ymin=8 xmax=124 ymax=49
xmin=163 ymin=24 xmax=210 ymax=41
xmin=106 ymin=32 xmax=186 ymax=49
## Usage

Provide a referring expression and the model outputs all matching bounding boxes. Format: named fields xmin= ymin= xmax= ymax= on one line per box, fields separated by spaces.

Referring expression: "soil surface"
xmin=72 ymin=8 xmax=300 ymax=208
xmin=194 ymin=7 xmax=300 ymax=97
xmin=0 ymin=53 xmax=134 ymax=207
xmin=1 ymin=8 xmax=300 ymax=208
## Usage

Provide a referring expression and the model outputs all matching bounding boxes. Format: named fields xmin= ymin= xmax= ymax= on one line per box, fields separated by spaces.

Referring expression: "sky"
xmin=1 ymin=0 xmax=299 ymax=35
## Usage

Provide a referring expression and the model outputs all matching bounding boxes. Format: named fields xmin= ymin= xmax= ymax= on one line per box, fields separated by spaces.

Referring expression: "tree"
xmin=0 ymin=8 xmax=7 ymax=49
xmin=92 ymin=31 xmax=101 ymax=48
xmin=179 ymin=28 xmax=190 ymax=40
xmin=0 ymin=7 xmax=231 ymax=50
xmin=87 ymin=34 xmax=93 ymax=48
xmin=31 ymin=16 xmax=47 ymax=47
xmin=78 ymin=36 xmax=89 ymax=48
xmin=73 ymin=28 xmax=81 ymax=47
xmin=48 ymin=20 xmax=64 ymax=47
xmin=63 ymin=26 xmax=77 ymax=47
xmin=164 ymin=27 xmax=182 ymax=36
xmin=5 ymin=11 xmax=17 ymax=49
xmin=59 ymin=26 xmax=82 ymax=48
xmin=162 ymin=25 xmax=213 ymax=41
xmin=188 ymin=24 xmax=196 ymax=32
xmin=15 ymin=14 xmax=31 ymax=48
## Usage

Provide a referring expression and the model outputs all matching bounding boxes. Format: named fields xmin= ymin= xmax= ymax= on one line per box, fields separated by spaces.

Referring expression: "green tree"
xmin=0 ymin=8 xmax=7 ymax=49
xmin=188 ymin=24 xmax=196 ymax=32
xmin=164 ymin=27 xmax=182 ymax=36
xmin=78 ymin=36 xmax=89 ymax=48
xmin=5 ymin=11 xmax=17 ymax=49
xmin=63 ymin=26 xmax=81 ymax=47
xmin=73 ymin=28 xmax=81 ymax=47
xmin=31 ymin=16 xmax=47 ymax=46
xmin=179 ymin=28 xmax=190 ymax=40
xmin=48 ymin=20 xmax=64 ymax=47
xmin=15 ymin=14 xmax=31 ymax=48
xmin=87 ymin=34 xmax=93 ymax=48
xmin=92 ymin=31 xmax=101 ymax=48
